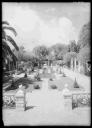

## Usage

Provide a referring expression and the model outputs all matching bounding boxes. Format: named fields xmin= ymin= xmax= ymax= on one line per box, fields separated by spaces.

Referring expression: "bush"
xmin=62 ymin=73 xmax=66 ymax=77
xmin=3 ymin=75 xmax=13 ymax=83
xmin=24 ymin=73 xmax=27 ymax=78
xmin=34 ymin=84 xmax=40 ymax=89
xmin=73 ymin=79 xmax=79 ymax=88
xmin=49 ymin=78 xmax=53 ymax=81
xmin=35 ymin=73 xmax=41 ymax=81
xmin=50 ymin=84 xmax=57 ymax=89
xmin=5 ymin=77 xmax=32 ymax=91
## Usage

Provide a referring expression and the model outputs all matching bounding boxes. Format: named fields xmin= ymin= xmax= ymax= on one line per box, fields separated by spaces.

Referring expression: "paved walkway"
xmin=3 ymin=78 xmax=90 ymax=126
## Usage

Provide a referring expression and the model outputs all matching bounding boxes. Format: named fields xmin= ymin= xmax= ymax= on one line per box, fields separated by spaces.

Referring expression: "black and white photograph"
xmin=2 ymin=2 xmax=91 ymax=126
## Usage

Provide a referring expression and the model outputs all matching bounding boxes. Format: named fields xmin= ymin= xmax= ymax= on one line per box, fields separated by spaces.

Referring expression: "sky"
xmin=2 ymin=2 xmax=90 ymax=51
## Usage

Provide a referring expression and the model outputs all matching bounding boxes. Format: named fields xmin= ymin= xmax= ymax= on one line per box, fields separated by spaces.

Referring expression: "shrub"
xmin=62 ymin=73 xmax=66 ymax=77
xmin=49 ymin=78 xmax=53 ymax=81
xmin=73 ymin=78 xmax=79 ymax=88
xmin=35 ymin=73 xmax=41 ymax=81
xmin=34 ymin=84 xmax=40 ymax=89
xmin=5 ymin=78 xmax=32 ymax=91
xmin=50 ymin=84 xmax=57 ymax=89
xmin=24 ymin=73 xmax=27 ymax=78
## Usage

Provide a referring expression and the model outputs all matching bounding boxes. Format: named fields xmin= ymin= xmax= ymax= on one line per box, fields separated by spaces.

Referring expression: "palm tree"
xmin=2 ymin=21 xmax=19 ymax=71
xmin=63 ymin=52 xmax=77 ymax=70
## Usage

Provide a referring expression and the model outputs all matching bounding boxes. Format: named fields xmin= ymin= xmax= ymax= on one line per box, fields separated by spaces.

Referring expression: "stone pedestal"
xmin=62 ymin=84 xmax=72 ymax=110
xmin=63 ymin=94 xmax=72 ymax=110
xmin=71 ymin=58 xmax=73 ymax=70
xmin=15 ymin=85 xmax=26 ymax=111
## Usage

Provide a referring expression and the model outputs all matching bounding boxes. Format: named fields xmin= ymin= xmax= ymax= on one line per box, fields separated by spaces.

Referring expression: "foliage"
xmin=50 ymin=84 xmax=57 ymax=89
xmin=13 ymin=46 xmax=26 ymax=61
xmin=62 ymin=72 xmax=66 ymax=77
xmin=73 ymin=78 xmax=79 ymax=88
xmin=64 ymin=52 xmax=77 ymax=63
xmin=5 ymin=77 xmax=33 ymax=91
xmin=33 ymin=45 xmax=49 ymax=61
xmin=3 ymin=75 xmax=13 ymax=84
xmin=50 ymin=43 xmax=68 ymax=60
xmin=34 ymin=73 xmax=41 ymax=81
xmin=77 ymin=46 xmax=90 ymax=64
xmin=68 ymin=40 xmax=77 ymax=53
xmin=24 ymin=73 xmax=27 ymax=78
xmin=2 ymin=21 xmax=19 ymax=71
xmin=77 ymin=22 xmax=90 ymax=50
xmin=34 ymin=84 xmax=40 ymax=89
xmin=77 ymin=22 xmax=90 ymax=64
xmin=49 ymin=78 xmax=53 ymax=81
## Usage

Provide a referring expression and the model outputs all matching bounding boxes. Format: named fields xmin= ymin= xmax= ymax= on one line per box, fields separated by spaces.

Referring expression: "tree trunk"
xmin=71 ymin=58 xmax=73 ymax=70
xmin=78 ymin=61 xmax=81 ymax=72
xmin=8 ymin=60 xmax=10 ymax=71
xmin=74 ymin=58 xmax=76 ymax=71
xmin=48 ymin=60 xmax=49 ymax=66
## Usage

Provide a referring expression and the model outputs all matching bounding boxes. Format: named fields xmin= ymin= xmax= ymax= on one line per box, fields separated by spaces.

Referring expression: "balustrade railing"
xmin=3 ymin=93 xmax=16 ymax=109
xmin=72 ymin=93 xmax=90 ymax=109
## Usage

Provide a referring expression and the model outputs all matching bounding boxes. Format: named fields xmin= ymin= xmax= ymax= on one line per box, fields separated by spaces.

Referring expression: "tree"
xmin=47 ymin=49 xmax=56 ymax=65
xmin=77 ymin=22 xmax=90 ymax=64
xmin=33 ymin=45 xmax=49 ymax=61
xmin=64 ymin=52 xmax=77 ymax=63
xmin=2 ymin=21 xmax=19 ymax=71
xmin=68 ymin=40 xmax=77 ymax=53
xmin=13 ymin=46 xmax=26 ymax=61
xmin=32 ymin=45 xmax=49 ymax=67
xmin=50 ymin=43 xmax=68 ymax=60
xmin=77 ymin=22 xmax=90 ymax=49
xmin=76 ymin=22 xmax=90 ymax=75
xmin=63 ymin=52 xmax=77 ymax=68
xmin=77 ymin=46 xmax=90 ymax=64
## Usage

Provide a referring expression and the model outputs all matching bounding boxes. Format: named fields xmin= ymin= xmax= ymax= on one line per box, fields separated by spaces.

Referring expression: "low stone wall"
xmin=63 ymin=92 xmax=90 ymax=110
xmin=72 ymin=92 xmax=90 ymax=109
xmin=3 ymin=85 xmax=26 ymax=111
xmin=3 ymin=92 xmax=16 ymax=109
xmin=62 ymin=84 xmax=90 ymax=110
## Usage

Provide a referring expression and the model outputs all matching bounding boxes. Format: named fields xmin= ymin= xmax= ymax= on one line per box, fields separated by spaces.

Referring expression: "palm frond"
xmin=2 ymin=40 xmax=18 ymax=60
xmin=2 ymin=41 xmax=13 ymax=56
xmin=2 ymin=46 xmax=18 ymax=62
xmin=2 ymin=26 xmax=17 ymax=36
xmin=2 ymin=30 xmax=6 ymax=39
xmin=2 ymin=21 xmax=9 ymax=25
xmin=7 ymin=35 xmax=19 ymax=51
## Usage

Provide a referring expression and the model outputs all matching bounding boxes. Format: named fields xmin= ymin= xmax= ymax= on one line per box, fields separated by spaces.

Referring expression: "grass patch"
xmin=50 ymin=84 xmax=57 ymax=89
xmin=49 ymin=76 xmax=84 ymax=91
xmin=5 ymin=77 xmax=33 ymax=91
xmin=34 ymin=84 xmax=40 ymax=89
xmin=48 ymin=76 xmax=83 ymax=91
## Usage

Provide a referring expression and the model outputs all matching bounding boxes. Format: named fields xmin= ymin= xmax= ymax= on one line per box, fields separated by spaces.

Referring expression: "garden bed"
xmin=48 ymin=76 xmax=84 ymax=91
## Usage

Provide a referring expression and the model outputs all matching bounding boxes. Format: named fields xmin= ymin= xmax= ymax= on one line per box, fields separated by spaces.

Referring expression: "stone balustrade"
xmin=62 ymin=84 xmax=91 ymax=110
xmin=3 ymin=85 xmax=26 ymax=111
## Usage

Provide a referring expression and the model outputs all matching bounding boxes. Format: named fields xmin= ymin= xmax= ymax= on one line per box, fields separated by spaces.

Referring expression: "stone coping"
xmin=3 ymin=91 xmax=17 ymax=96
